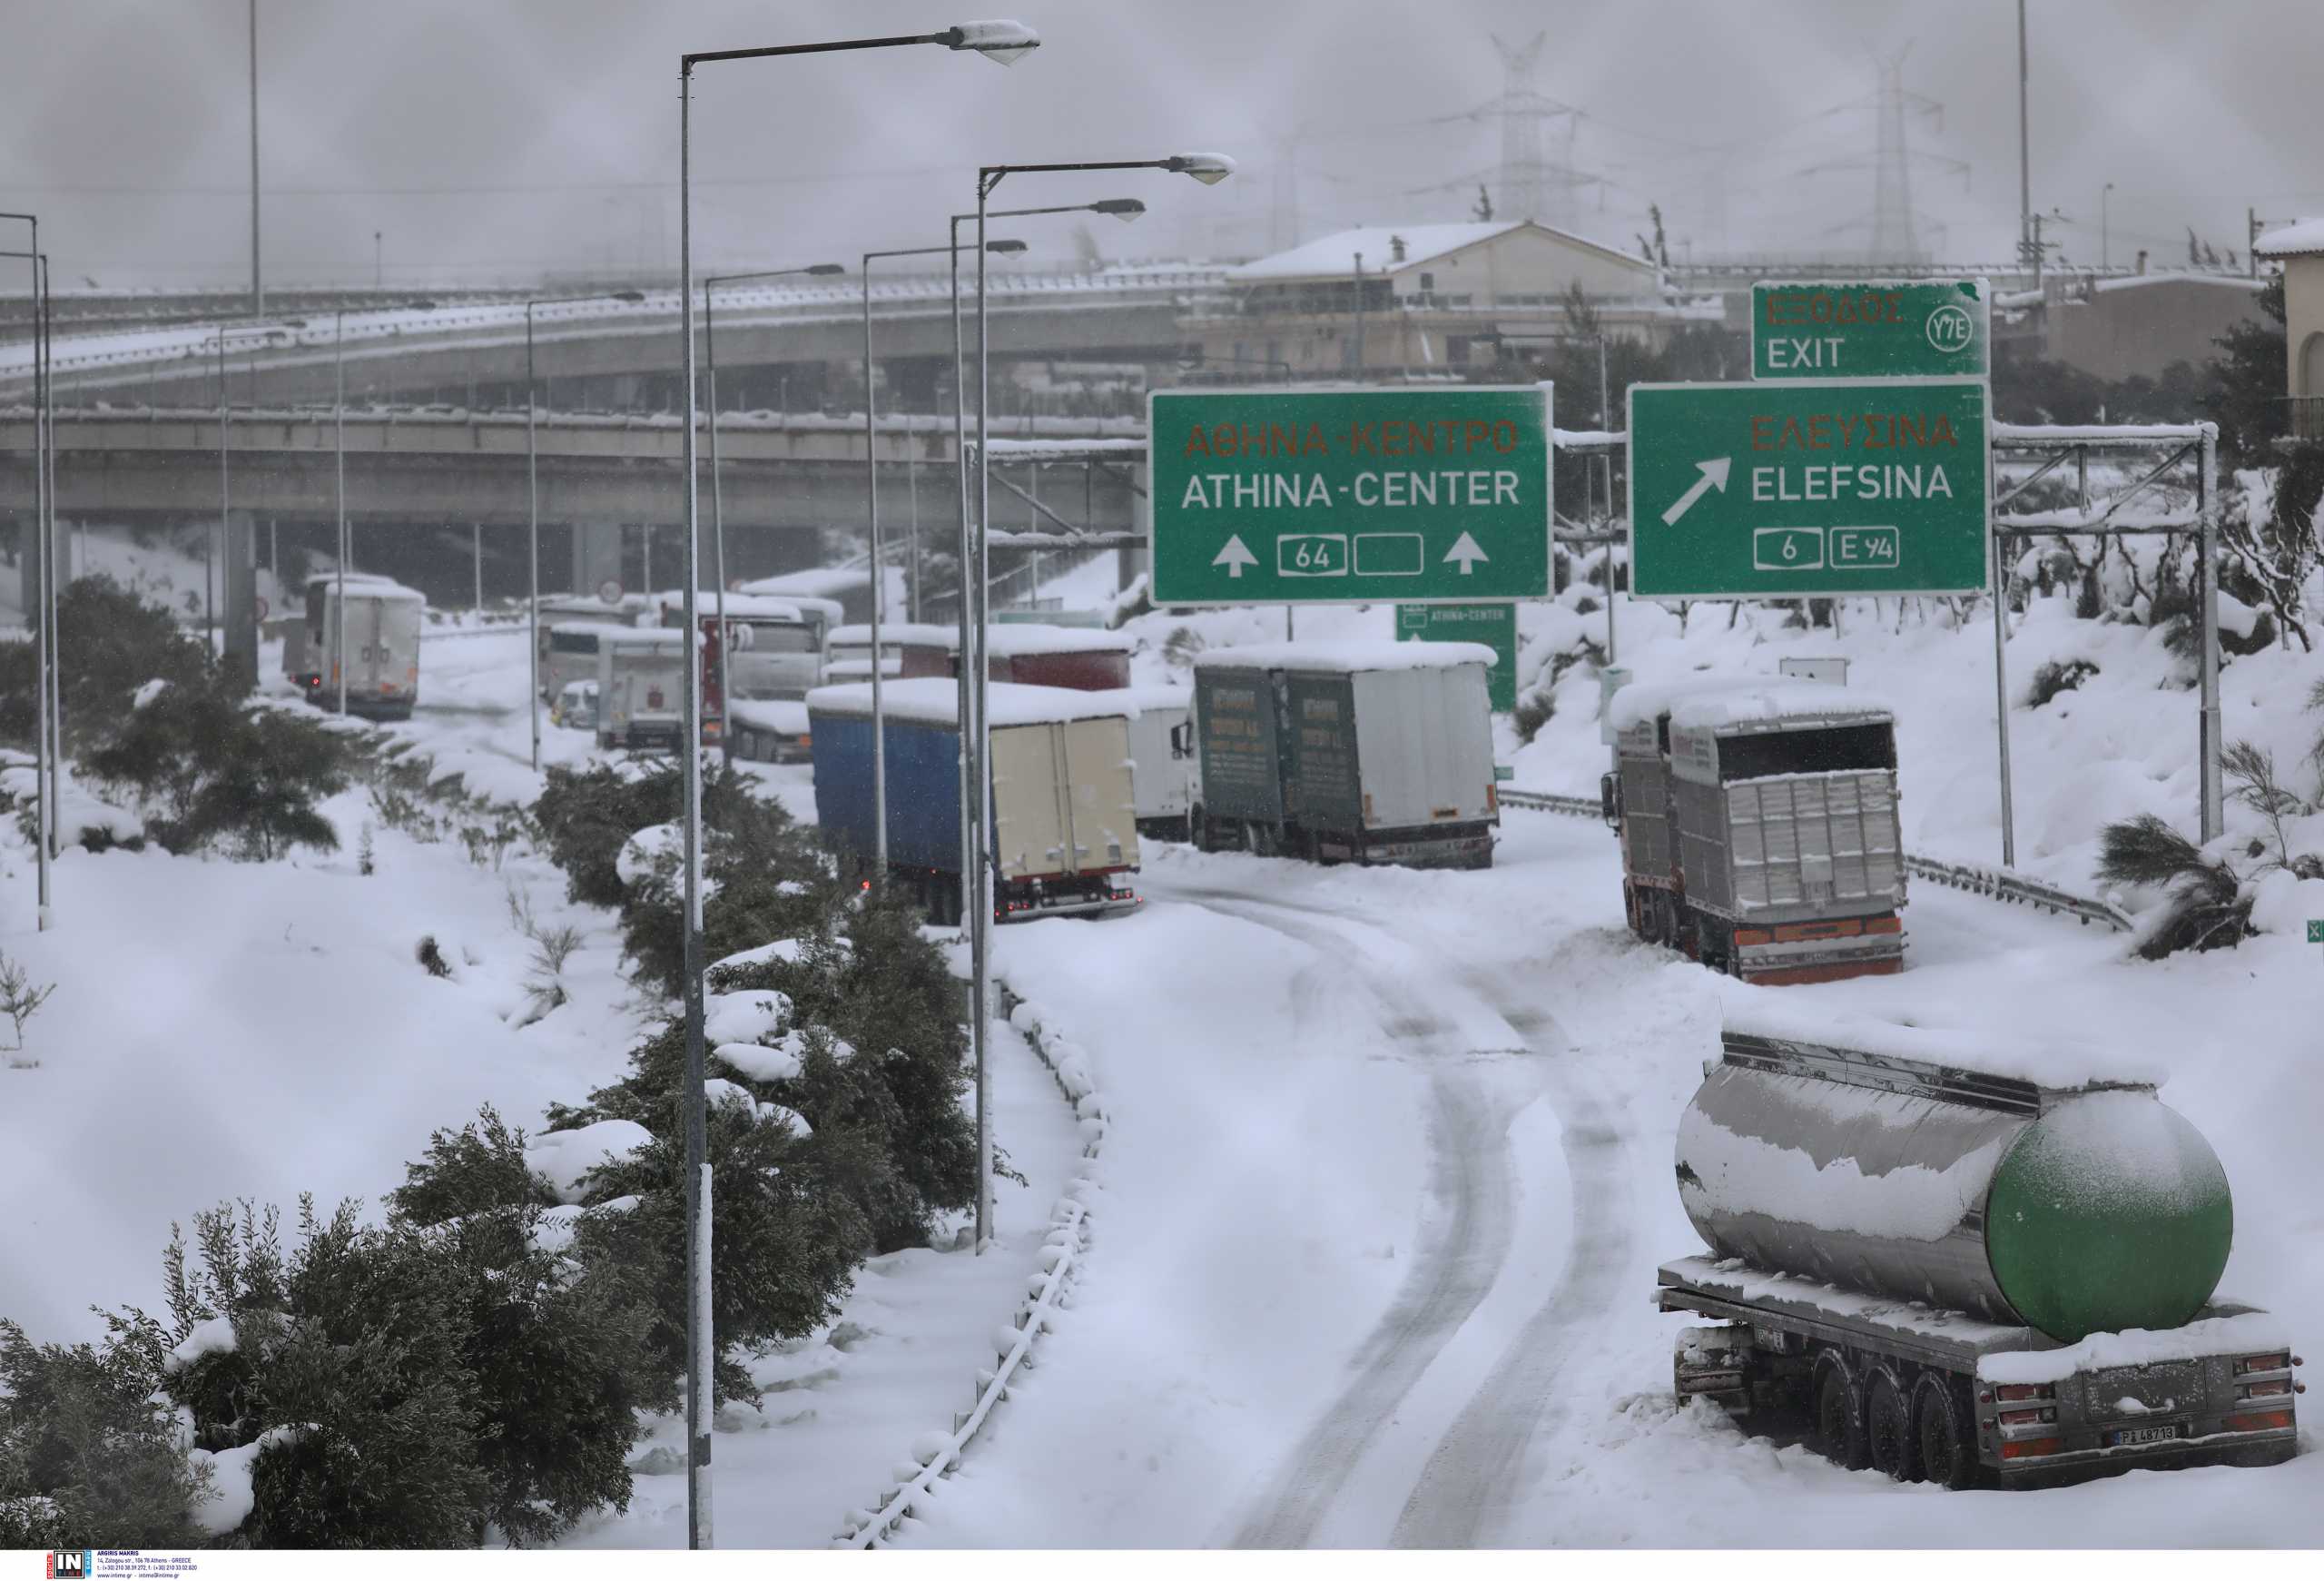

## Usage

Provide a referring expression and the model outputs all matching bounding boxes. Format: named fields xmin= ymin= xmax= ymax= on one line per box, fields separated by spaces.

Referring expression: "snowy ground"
xmin=10 ymin=539 xmax=2322 ymax=1547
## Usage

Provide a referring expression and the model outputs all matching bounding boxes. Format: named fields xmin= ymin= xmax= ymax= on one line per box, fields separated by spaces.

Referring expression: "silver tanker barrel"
xmin=1677 ymin=1005 xmax=2234 ymax=1343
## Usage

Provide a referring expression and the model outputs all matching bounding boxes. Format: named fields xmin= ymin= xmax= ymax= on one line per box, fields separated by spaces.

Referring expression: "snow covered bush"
xmin=0 ymin=1318 xmax=210 ymax=1550
xmin=0 ymin=951 xmax=55 ymax=1055
xmin=2093 ymin=814 xmax=2254 ymax=959
xmin=85 ymin=679 xmax=351 ymax=859
xmin=387 ymin=1111 xmax=659 ymax=1546
xmin=0 ymin=577 xmax=212 ymax=755
xmin=138 ymin=1199 xmax=488 ymax=1546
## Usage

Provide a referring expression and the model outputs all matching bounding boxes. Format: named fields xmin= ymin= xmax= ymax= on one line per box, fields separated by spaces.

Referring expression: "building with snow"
xmin=2253 ymin=219 xmax=2324 ymax=438
xmin=1991 ymin=269 xmax=2268 ymax=385
xmin=1175 ymin=219 xmax=1697 ymax=383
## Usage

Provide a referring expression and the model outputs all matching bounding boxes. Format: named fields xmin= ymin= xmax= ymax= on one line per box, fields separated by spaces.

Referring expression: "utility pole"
xmin=2016 ymin=0 xmax=2031 ymax=272
xmin=1351 ymin=252 xmax=1364 ymax=373
xmin=249 ymin=0 xmax=262 ymax=317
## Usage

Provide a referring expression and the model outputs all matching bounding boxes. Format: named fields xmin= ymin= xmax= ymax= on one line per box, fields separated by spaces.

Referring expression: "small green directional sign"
xmin=1752 ymin=279 xmax=1990 ymax=380
xmin=2307 ymin=919 xmax=2324 ymax=944
xmin=1397 ymin=601 xmax=1518 ymax=710
xmin=1147 ymin=386 xmax=1551 ymax=606
xmin=1627 ymin=377 xmax=1990 ymax=598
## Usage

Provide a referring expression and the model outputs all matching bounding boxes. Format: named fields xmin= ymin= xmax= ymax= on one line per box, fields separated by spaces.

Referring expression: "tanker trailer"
xmin=1655 ymin=1006 xmax=2301 ymax=1488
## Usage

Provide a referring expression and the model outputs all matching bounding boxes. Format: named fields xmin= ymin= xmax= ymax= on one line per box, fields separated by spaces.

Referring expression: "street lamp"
xmin=673 ymin=18 xmax=1036 ymax=1550
xmin=861 ymin=238 xmax=1020 ymax=881
xmin=944 ymin=195 xmax=1144 ymax=925
xmin=964 ymin=152 xmax=1231 ymax=1251
xmin=702 ymin=262 xmax=843 ymax=761
xmin=525 ymin=288 xmax=646 ymax=769
xmin=2102 ymin=182 xmax=2115 ymax=272
xmin=3 ymin=221 xmax=55 ymax=919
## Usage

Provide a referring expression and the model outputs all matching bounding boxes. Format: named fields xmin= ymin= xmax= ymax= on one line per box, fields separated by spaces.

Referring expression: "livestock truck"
xmin=1602 ymin=678 xmax=1905 ymax=983
xmin=285 ymin=573 xmax=426 ymax=719
xmin=807 ymin=678 xmax=1140 ymax=924
xmin=1658 ymin=1009 xmax=2301 ymax=1489
xmin=1190 ymin=641 xmax=1497 ymax=868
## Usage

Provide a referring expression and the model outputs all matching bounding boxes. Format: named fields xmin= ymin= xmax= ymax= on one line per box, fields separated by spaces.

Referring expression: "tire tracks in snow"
xmin=1151 ymin=876 xmax=1639 ymax=1550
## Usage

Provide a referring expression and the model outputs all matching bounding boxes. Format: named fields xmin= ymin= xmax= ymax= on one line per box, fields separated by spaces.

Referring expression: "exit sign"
xmin=1752 ymin=280 xmax=1990 ymax=380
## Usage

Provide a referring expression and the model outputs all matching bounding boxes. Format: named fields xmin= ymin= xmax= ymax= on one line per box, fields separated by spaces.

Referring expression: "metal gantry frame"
xmin=1987 ymin=420 xmax=2222 ymax=864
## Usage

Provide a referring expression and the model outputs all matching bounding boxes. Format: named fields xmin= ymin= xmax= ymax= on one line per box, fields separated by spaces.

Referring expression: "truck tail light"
xmin=2235 ymin=1381 xmax=2293 ymax=1401
xmin=2223 ymin=1411 xmax=2294 ymax=1433
xmin=1999 ymin=1437 xmax=2064 ymax=1460
xmin=2233 ymin=1353 xmax=2291 ymax=1375
xmin=1994 ymin=1383 xmax=2054 ymax=1403
xmin=1997 ymin=1407 xmax=2055 ymax=1426
xmin=1486 ymin=783 xmax=1498 ymax=814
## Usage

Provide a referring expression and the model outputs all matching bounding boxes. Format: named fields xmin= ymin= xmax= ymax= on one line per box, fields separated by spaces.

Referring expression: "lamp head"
xmin=1168 ymin=152 xmax=1236 ymax=186
xmin=1092 ymin=198 xmax=1147 ymax=222
xmin=986 ymin=239 xmax=1029 ymax=254
xmin=406 ymin=299 xmax=439 ymax=311
xmin=611 ymin=291 xmax=646 ymax=304
xmin=945 ymin=20 xmax=1039 ymax=65
xmin=804 ymin=263 xmax=846 ymax=276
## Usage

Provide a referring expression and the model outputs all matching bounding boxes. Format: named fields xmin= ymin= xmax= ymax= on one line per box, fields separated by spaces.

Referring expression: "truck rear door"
xmin=988 ymin=723 xmax=1073 ymax=884
xmin=1727 ymin=771 xmax=1903 ymax=912
xmin=1060 ymin=716 xmax=1139 ymax=873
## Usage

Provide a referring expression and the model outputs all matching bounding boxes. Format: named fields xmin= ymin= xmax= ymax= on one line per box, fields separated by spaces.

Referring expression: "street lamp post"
xmin=966 ymin=153 xmax=1231 ymax=1250
xmin=526 ymin=289 xmax=645 ymax=770
xmin=3 ymin=220 xmax=54 ymax=919
xmin=945 ymin=196 xmax=1144 ymax=924
xmin=2102 ymin=182 xmax=2115 ymax=272
xmin=702 ymin=263 xmax=842 ymax=763
xmin=674 ymin=19 xmax=1037 ymax=1550
xmin=862 ymin=239 xmax=1022 ymax=881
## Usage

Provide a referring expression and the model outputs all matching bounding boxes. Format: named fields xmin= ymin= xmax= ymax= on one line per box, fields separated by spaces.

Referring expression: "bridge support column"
xmin=571 ymin=520 xmax=624 ymax=598
xmin=222 ymin=510 xmax=259 ymax=687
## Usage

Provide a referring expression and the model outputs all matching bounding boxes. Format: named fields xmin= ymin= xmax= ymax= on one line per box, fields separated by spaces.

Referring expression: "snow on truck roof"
xmin=601 ymin=627 xmax=687 ymax=650
xmin=1608 ymin=677 xmax=1893 ymax=734
xmin=1721 ymin=998 xmax=2165 ymax=1093
xmin=828 ymin=622 xmax=958 ymax=648
xmin=825 ymin=623 xmax=1132 ymax=656
xmin=304 ymin=573 xmax=425 ymax=604
xmin=1191 ymin=639 xmax=1495 ymax=675
xmin=807 ymin=677 xmax=1135 ymax=728
xmin=651 ymin=591 xmax=810 ymax=622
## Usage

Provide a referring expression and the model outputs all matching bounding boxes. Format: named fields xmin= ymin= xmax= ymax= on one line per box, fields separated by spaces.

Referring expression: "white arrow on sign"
xmin=1659 ymin=456 xmax=1733 ymax=527
xmin=1212 ymin=534 xmax=1258 ymax=578
xmin=1443 ymin=531 xmax=1491 ymax=575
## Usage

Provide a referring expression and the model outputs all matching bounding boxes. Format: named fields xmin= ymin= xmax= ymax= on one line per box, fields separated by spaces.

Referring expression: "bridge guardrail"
xmin=1497 ymin=786 xmax=2133 ymax=933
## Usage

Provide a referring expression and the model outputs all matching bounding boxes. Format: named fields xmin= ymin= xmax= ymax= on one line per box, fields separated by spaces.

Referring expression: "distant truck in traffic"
xmin=1189 ymin=641 xmax=1498 ymax=868
xmin=807 ymin=678 xmax=1140 ymax=924
xmin=896 ymin=624 xmax=1135 ymax=691
xmin=1602 ymin=678 xmax=1905 ymax=983
xmin=285 ymin=573 xmax=426 ymax=720
xmin=655 ymin=591 xmax=834 ymax=701
xmin=1659 ymin=1011 xmax=2300 ymax=1488
xmin=596 ymin=627 xmax=688 ymax=752
xmin=535 ymin=594 xmax=651 ymax=700
xmin=1098 ymin=686 xmax=1197 ymax=842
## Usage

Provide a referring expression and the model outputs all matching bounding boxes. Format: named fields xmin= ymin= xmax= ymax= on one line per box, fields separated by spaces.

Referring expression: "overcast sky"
xmin=5 ymin=0 xmax=2321 ymax=291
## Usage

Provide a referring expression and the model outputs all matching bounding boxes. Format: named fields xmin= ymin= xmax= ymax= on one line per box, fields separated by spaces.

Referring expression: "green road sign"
xmin=1397 ymin=601 xmax=1518 ymax=709
xmin=1627 ymin=377 xmax=1990 ymax=598
xmin=1752 ymin=279 xmax=1990 ymax=380
xmin=2309 ymin=919 xmax=2324 ymax=944
xmin=1147 ymin=386 xmax=1552 ymax=606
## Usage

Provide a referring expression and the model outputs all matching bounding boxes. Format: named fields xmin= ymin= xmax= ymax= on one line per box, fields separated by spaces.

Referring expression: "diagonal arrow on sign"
xmin=1212 ymin=534 xmax=1258 ymax=578
xmin=1659 ymin=456 xmax=1732 ymax=527
xmin=1443 ymin=531 xmax=1491 ymax=575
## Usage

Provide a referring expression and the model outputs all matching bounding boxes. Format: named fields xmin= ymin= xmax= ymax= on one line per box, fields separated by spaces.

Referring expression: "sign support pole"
xmin=2198 ymin=422 xmax=2221 ymax=842
xmin=1991 ymin=514 xmax=2016 ymax=868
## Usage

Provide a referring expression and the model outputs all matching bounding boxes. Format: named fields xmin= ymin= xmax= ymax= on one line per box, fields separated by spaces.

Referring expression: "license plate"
xmin=2108 ymin=1422 xmax=2186 ymax=1448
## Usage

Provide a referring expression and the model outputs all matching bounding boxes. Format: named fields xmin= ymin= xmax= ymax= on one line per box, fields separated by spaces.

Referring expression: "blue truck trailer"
xmin=808 ymin=678 xmax=1142 ymax=924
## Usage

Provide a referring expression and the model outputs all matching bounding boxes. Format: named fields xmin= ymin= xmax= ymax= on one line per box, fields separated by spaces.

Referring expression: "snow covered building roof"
xmin=2254 ymin=218 xmax=2324 ymax=259
xmin=1228 ymin=220 xmax=1653 ymax=286
xmin=1192 ymin=639 xmax=1496 ymax=675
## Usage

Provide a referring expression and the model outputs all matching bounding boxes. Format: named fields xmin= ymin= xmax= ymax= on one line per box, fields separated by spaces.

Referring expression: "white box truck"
xmin=596 ymin=627 xmax=689 ymax=752
xmin=289 ymin=575 xmax=426 ymax=720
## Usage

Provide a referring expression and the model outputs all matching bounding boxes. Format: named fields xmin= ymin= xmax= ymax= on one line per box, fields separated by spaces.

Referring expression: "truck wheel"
xmin=1913 ymin=1374 xmax=1982 ymax=1491
xmin=1813 ymin=1358 xmax=1870 ymax=1471
xmin=1189 ymin=805 xmax=1211 ymax=852
xmin=1866 ymin=1369 xmax=1921 ymax=1483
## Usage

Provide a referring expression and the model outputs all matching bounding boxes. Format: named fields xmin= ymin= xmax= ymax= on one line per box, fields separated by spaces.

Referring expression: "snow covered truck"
xmin=1189 ymin=641 xmax=1499 ymax=869
xmin=1657 ymin=1010 xmax=2301 ymax=1489
xmin=286 ymin=573 xmax=426 ymax=720
xmin=595 ymin=627 xmax=688 ymax=752
xmin=806 ymin=678 xmax=1141 ymax=924
xmin=1601 ymin=677 xmax=1905 ymax=983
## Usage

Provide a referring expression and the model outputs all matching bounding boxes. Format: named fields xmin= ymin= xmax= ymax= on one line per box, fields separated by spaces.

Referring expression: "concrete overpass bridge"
xmin=0 ymin=268 xmax=1223 ymax=411
xmin=1 ymin=403 xmax=1144 ymax=603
